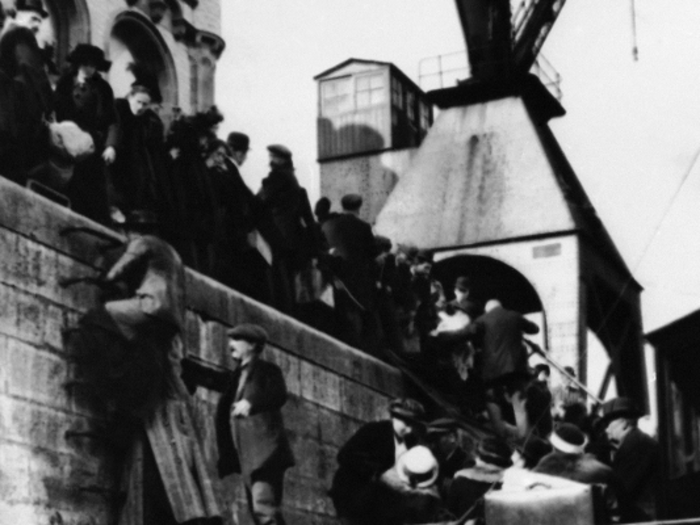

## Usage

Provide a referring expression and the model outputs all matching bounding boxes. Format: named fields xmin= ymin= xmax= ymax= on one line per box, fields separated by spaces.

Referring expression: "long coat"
xmin=330 ymin=420 xmax=400 ymax=520
xmin=0 ymin=68 xmax=29 ymax=182
xmin=215 ymin=358 xmax=295 ymax=481
xmin=119 ymin=339 xmax=223 ymax=525
xmin=613 ymin=427 xmax=659 ymax=522
xmin=468 ymin=305 xmax=539 ymax=384
xmin=54 ymin=70 xmax=118 ymax=224
xmin=322 ymin=212 xmax=377 ymax=309
xmin=0 ymin=24 xmax=52 ymax=174
xmin=110 ymin=100 xmax=169 ymax=216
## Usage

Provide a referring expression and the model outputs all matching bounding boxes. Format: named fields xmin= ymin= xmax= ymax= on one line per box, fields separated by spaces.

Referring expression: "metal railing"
xmin=417 ymin=49 xmax=562 ymax=101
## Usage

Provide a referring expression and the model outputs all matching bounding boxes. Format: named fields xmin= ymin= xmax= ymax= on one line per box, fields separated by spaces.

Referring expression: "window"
xmin=420 ymin=101 xmax=431 ymax=131
xmin=321 ymin=77 xmax=353 ymax=116
xmin=391 ymin=77 xmax=403 ymax=109
xmin=406 ymin=91 xmax=416 ymax=121
xmin=356 ymin=73 xmax=385 ymax=109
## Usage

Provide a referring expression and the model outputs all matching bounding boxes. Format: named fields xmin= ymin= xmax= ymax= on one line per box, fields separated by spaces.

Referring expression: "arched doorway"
xmin=432 ymin=253 xmax=547 ymax=349
xmin=106 ymin=11 xmax=178 ymax=122
xmin=38 ymin=0 xmax=90 ymax=69
xmin=433 ymin=254 xmax=542 ymax=313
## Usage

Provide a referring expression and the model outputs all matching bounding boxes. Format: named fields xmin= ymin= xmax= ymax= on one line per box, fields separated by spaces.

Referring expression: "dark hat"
xmin=341 ymin=193 xmax=363 ymax=211
xmin=600 ymin=397 xmax=642 ymax=425
xmin=533 ymin=363 xmax=551 ymax=376
xmin=226 ymin=324 xmax=268 ymax=345
xmin=454 ymin=276 xmax=471 ymax=291
xmin=551 ymin=423 xmax=587 ymax=454
xmin=206 ymin=138 xmax=230 ymax=157
xmin=67 ymin=44 xmax=111 ymax=72
xmin=267 ymin=144 xmax=292 ymax=160
xmin=227 ymin=132 xmax=250 ymax=152
xmin=477 ymin=437 xmax=513 ymax=469
xmin=122 ymin=209 xmax=159 ymax=227
xmin=427 ymin=417 xmax=460 ymax=435
xmin=389 ymin=397 xmax=425 ymax=423
xmin=16 ymin=0 xmax=49 ymax=17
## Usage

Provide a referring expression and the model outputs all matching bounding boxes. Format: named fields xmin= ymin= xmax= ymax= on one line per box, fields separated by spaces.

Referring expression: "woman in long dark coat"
xmin=109 ymin=67 xmax=169 ymax=222
xmin=164 ymin=113 xmax=219 ymax=273
xmin=54 ymin=44 xmax=116 ymax=224
xmin=257 ymin=145 xmax=318 ymax=314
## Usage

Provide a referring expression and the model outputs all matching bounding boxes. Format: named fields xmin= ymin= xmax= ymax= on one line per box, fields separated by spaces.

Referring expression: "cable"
xmin=630 ymin=0 xmax=639 ymax=61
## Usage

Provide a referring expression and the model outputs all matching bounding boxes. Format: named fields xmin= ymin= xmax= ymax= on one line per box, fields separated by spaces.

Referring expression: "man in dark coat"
xmin=322 ymin=193 xmax=380 ymax=353
xmin=257 ymin=144 xmax=317 ymax=313
xmin=534 ymin=423 xmax=616 ymax=485
xmin=215 ymin=132 xmax=274 ymax=302
xmin=602 ymin=397 xmax=660 ymax=523
xmin=215 ymin=324 xmax=294 ymax=525
xmin=329 ymin=397 xmax=425 ymax=525
xmin=0 ymin=0 xmax=53 ymax=177
xmin=468 ymin=299 xmax=539 ymax=387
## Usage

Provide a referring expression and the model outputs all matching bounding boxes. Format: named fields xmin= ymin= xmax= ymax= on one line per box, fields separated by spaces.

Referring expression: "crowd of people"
xmin=331 ymin=395 xmax=659 ymax=525
xmin=3 ymin=3 xmax=663 ymax=524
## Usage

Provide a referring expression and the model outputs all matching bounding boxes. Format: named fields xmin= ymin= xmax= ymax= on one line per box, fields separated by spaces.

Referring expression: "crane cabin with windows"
xmin=315 ymin=59 xmax=433 ymax=221
xmin=316 ymin=58 xmax=432 ymax=159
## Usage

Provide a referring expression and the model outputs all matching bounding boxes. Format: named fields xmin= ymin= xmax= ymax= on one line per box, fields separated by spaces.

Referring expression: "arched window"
xmin=43 ymin=0 xmax=90 ymax=68
xmin=106 ymin=11 xmax=178 ymax=124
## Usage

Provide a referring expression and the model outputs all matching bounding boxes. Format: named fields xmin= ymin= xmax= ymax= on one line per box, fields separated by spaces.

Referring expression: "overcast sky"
xmin=216 ymin=0 xmax=700 ymax=333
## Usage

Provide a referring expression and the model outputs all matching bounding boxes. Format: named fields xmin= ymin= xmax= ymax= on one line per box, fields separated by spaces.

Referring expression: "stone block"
xmin=299 ymin=361 xmax=341 ymax=412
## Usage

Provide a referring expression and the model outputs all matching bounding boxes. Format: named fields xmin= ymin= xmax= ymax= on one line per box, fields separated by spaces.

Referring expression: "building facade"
xmin=3 ymin=0 xmax=225 ymax=124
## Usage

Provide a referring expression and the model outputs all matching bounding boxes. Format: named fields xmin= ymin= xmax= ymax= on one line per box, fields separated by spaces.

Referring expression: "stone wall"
xmin=0 ymin=177 xmax=404 ymax=524
xmin=319 ymin=149 xmax=418 ymax=225
xmin=436 ymin=234 xmax=583 ymax=388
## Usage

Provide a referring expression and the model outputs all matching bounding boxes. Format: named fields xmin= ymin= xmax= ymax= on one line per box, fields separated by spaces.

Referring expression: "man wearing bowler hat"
xmin=215 ymin=324 xmax=294 ymax=525
xmin=601 ymin=397 xmax=659 ymax=522
xmin=330 ymin=397 xmax=426 ymax=524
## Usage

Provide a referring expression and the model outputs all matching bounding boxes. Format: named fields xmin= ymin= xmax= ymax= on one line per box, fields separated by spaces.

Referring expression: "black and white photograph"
xmin=1 ymin=1 xmax=699 ymax=524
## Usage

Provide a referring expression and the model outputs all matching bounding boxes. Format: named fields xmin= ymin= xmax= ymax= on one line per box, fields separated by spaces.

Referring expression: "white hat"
xmin=396 ymin=445 xmax=439 ymax=489
xmin=551 ymin=423 xmax=588 ymax=455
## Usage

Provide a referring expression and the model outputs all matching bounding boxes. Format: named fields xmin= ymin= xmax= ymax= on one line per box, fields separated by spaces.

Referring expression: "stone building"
xmin=2 ymin=0 xmax=226 ymax=122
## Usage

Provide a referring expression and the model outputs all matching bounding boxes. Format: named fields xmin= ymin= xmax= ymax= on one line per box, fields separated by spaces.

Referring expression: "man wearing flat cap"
xmin=322 ymin=192 xmax=380 ymax=353
xmin=601 ymin=397 xmax=659 ymax=522
xmin=215 ymin=324 xmax=294 ymax=525
xmin=330 ymin=397 xmax=425 ymax=524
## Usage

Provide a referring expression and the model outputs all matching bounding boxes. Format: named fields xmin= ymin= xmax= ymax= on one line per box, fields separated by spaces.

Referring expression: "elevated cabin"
xmin=315 ymin=58 xmax=433 ymax=160
xmin=315 ymin=59 xmax=433 ymax=222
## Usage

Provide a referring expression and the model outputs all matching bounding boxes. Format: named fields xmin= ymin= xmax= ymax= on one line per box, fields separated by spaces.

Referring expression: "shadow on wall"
xmin=317 ymin=119 xmax=399 ymax=223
